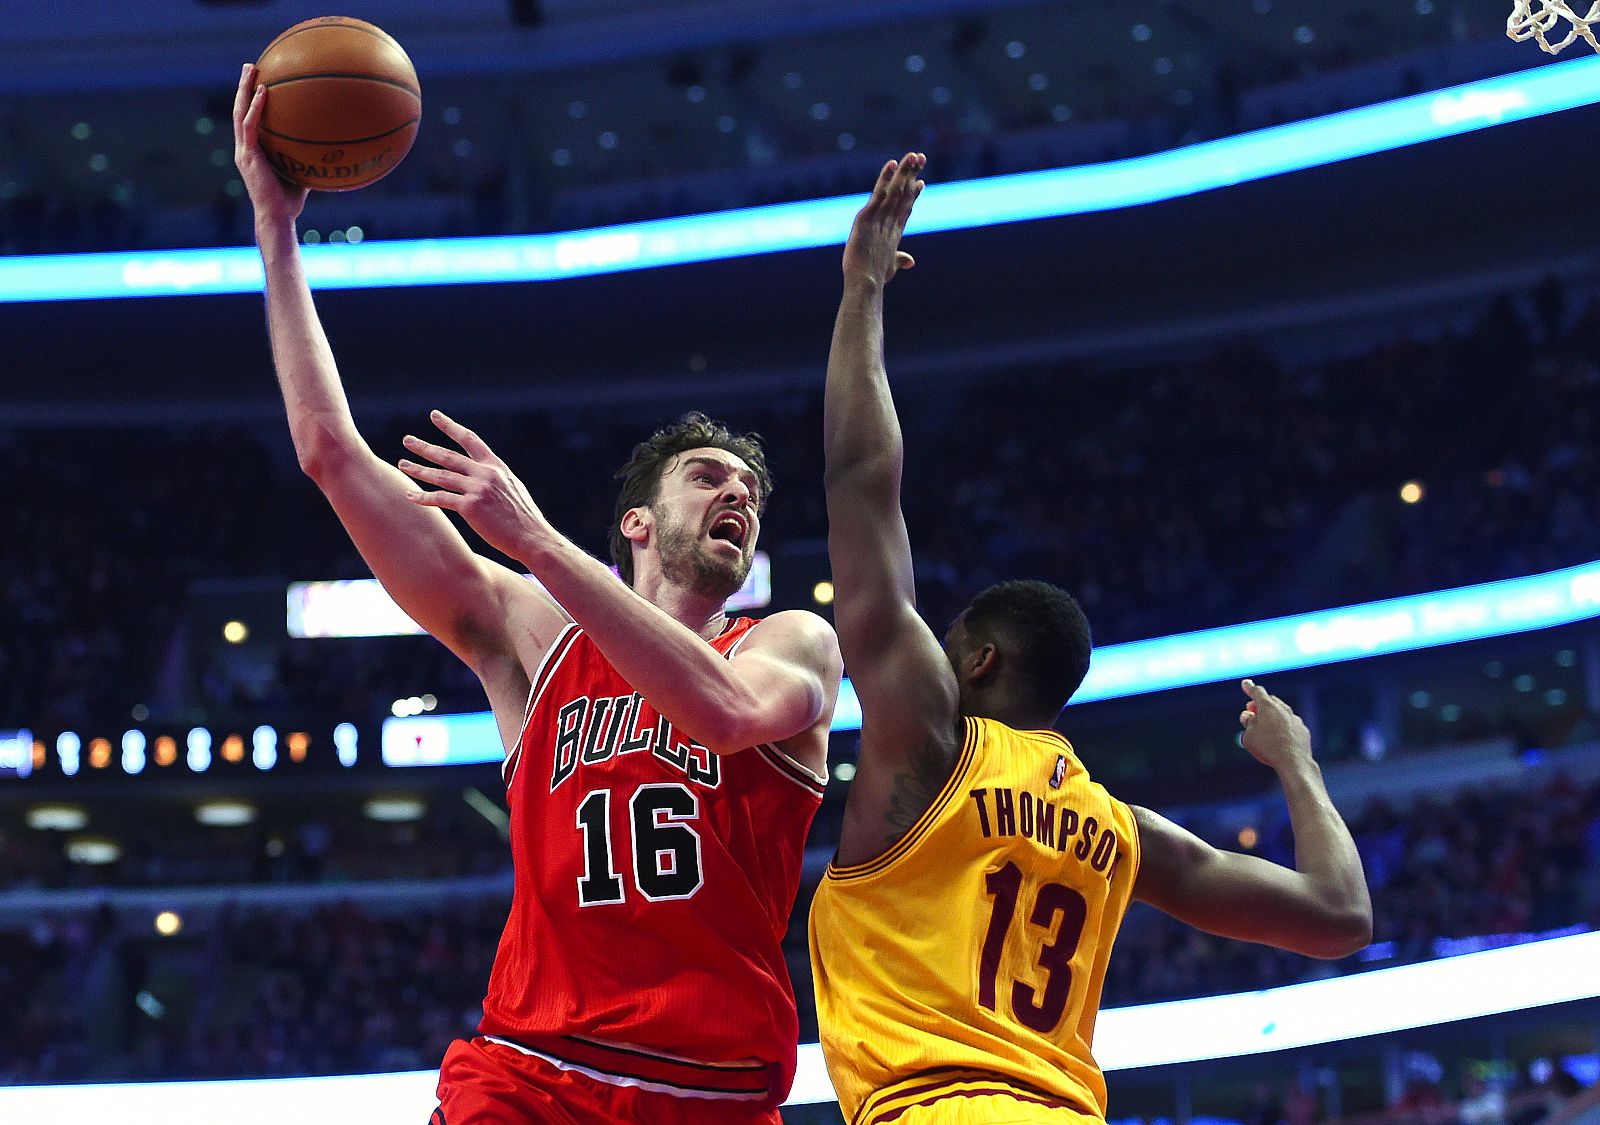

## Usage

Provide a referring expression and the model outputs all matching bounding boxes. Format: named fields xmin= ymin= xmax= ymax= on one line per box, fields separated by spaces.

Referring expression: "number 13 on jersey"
xmin=977 ymin=861 xmax=1089 ymax=1035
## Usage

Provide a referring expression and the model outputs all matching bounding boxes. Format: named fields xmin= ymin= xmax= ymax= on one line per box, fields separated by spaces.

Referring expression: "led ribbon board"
xmin=1073 ymin=556 xmax=1600 ymax=703
xmin=2 ymin=929 xmax=1594 ymax=1119
xmin=381 ymin=557 xmax=1600 ymax=758
xmin=1085 ymin=927 xmax=1600 ymax=1071
xmin=378 ymin=683 xmax=857 ymax=763
xmin=3 ymin=57 xmax=1598 ymax=302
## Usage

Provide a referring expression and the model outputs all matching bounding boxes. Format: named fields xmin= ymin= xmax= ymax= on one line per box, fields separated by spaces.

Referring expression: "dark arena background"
xmin=5 ymin=1 xmax=1600 ymax=1122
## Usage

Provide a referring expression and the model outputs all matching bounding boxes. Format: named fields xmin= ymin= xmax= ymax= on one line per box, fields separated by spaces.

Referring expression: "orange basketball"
xmin=253 ymin=17 xmax=420 ymax=191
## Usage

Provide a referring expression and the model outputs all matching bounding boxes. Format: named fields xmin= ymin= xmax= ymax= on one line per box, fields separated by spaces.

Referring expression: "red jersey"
xmin=479 ymin=618 xmax=826 ymax=1106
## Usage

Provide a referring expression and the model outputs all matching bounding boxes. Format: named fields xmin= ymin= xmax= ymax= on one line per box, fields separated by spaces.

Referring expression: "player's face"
xmin=649 ymin=447 xmax=761 ymax=600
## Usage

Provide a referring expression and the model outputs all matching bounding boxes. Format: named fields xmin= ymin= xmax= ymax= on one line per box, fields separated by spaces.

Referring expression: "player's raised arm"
xmin=1131 ymin=680 xmax=1373 ymax=958
xmin=397 ymin=410 xmax=841 ymax=767
xmin=822 ymin=155 xmax=966 ymax=847
xmin=233 ymin=64 xmax=565 ymax=736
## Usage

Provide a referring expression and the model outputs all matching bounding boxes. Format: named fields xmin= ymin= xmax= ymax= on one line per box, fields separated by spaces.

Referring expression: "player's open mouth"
xmin=708 ymin=512 xmax=748 ymax=550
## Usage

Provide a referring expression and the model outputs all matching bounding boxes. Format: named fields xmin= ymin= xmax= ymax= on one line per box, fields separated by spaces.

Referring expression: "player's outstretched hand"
xmin=843 ymin=151 xmax=926 ymax=287
xmin=1237 ymin=679 xmax=1313 ymax=772
xmin=233 ymin=62 xmax=308 ymax=226
xmin=399 ymin=410 xmax=553 ymax=558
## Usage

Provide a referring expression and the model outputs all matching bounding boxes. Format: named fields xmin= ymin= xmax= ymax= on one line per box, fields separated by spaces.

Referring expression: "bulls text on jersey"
xmin=549 ymin=692 xmax=721 ymax=793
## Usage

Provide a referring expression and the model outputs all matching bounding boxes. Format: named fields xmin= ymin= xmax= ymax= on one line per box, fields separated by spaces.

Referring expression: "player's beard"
xmin=654 ymin=507 xmax=751 ymax=601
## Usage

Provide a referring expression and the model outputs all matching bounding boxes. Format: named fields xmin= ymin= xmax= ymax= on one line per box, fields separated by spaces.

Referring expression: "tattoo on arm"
xmin=882 ymin=743 xmax=953 ymax=847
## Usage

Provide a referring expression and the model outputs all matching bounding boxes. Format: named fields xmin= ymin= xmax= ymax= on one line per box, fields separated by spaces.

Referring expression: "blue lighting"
xmin=1072 ymin=557 xmax=1600 ymax=704
xmin=382 ymin=711 xmax=502 ymax=768
xmin=1 ymin=928 xmax=1596 ymax=1117
xmin=3 ymin=57 xmax=1597 ymax=303
xmin=380 ymin=559 xmax=1600 ymax=757
xmin=0 ymin=729 xmax=33 ymax=779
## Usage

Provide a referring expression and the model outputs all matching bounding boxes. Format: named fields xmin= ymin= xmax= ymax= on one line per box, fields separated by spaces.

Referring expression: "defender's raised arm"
xmin=1133 ymin=680 xmax=1373 ymax=958
xmin=822 ymin=154 xmax=967 ymax=861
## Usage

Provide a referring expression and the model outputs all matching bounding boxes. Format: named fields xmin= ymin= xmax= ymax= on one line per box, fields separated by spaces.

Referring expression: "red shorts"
xmin=432 ymin=1037 xmax=784 ymax=1125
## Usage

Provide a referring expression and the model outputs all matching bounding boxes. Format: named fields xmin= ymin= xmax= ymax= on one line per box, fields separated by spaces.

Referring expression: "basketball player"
xmin=233 ymin=67 xmax=841 ymax=1123
xmin=809 ymin=152 xmax=1373 ymax=1125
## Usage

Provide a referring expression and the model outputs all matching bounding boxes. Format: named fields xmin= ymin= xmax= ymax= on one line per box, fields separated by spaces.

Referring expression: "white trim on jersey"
xmin=754 ymin=742 xmax=828 ymax=796
xmin=481 ymin=1037 xmax=769 ymax=1102
xmin=722 ymin=622 xmax=756 ymax=658
xmin=565 ymin=1034 xmax=765 ymax=1070
xmin=504 ymin=622 xmax=582 ymax=788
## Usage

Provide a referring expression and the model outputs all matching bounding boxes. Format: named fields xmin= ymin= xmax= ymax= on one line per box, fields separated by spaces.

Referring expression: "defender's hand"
xmin=399 ymin=410 xmax=554 ymax=559
xmin=843 ymin=152 xmax=925 ymax=286
xmin=233 ymin=62 xmax=308 ymax=225
xmin=1238 ymin=679 xmax=1313 ymax=772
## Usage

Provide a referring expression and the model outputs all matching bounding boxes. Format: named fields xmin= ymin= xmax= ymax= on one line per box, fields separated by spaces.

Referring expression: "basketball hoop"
xmin=1508 ymin=0 xmax=1600 ymax=53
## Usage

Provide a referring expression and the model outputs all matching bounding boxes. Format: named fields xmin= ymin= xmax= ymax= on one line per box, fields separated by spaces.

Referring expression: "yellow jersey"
xmin=809 ymin=716 xmax=1141 ymax=1125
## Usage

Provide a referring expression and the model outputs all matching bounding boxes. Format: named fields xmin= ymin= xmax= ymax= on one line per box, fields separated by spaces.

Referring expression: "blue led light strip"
xmin=3 ymin=56 xmax=1597 ymax=303
xmin=1073 ymin=557 xmax=1600 ymax=703
xmin=382 ymin=558 xmax=1600 ymax=759
xmin=0 ymin=929 xmax=1593 ymax=1116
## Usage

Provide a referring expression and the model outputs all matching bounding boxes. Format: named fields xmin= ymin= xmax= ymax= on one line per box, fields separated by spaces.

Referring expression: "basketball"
xmin=253 ymin=16 xmax=420 ymax=191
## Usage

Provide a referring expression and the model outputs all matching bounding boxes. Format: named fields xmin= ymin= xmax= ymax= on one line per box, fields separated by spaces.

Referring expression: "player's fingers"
xmin=892 ymin=181 xmax=918 ymax=216
xmin=243 ymin=76 xmax=265 ymax=129
xmin=894 ymin=167 xmax=921 ymax=204
xmin=402 ymin=433 xmax=477 ymax=472
xmin=871 ymin=159 xmax=898 ymax=200
xmin=233 ymin=64 xmax=253 ymax=132
xmin=1240 ymin=710 xmax=1254 ymax=726
xmin=430 ymin=409 xmax=494 ymax=459
xmin=240 ymin=86 xmax=266 ymax=144
xmin=895 ymin=251 xmax=916 ymax=271
xmin=407 ymin=489 xmax=459 ymax=510
xmin=397 ymin=459 xmax=467 ymax=491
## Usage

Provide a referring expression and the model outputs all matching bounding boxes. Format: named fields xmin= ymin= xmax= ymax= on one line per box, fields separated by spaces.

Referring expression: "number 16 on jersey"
xmin=575 ymin=783 xmax=706 ymax=905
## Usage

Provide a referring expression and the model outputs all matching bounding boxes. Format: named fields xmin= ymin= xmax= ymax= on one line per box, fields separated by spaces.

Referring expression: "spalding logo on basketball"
xmin=253 ymin=16 xmax=420 ymax=192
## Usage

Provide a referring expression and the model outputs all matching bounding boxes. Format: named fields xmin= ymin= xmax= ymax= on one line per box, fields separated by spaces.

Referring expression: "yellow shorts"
xmin=858 ymin=1074 xmax=1104 ymax=1125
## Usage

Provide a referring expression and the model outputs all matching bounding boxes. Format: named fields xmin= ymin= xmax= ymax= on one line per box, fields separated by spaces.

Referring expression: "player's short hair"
xmin=610 ymin=411 xmax=773 ymax=586
xmin=963 ymin=580 xmax=1093 ymax=719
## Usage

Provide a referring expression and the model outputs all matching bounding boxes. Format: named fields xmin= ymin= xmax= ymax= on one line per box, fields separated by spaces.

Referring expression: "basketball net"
xmin=1508 ymin=0 xmax=1600 ymax=53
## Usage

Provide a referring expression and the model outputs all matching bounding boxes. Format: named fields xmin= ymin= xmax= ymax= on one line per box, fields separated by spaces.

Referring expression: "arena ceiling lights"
xmin=3 ymin=56 xmax=1600 ymax=302
xmin=3 ymin=929 xmax=1596 ymax=1119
